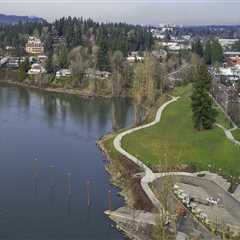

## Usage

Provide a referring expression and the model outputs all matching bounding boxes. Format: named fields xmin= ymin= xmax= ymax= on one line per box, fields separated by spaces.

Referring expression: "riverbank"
xmin=97 ymin=135 xmax=155 ymax=240
xmin=0 ymin=79 xmax=113 ymax=98
xmin=97 ymin=94 xmax=170 ymax=240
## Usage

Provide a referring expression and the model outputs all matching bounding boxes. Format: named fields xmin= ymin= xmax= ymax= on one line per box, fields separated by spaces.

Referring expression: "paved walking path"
xmin=216 ymin=123 xmax=240 ymax=146
xmin=212 ymin=94 xmax=240 ymax=146
xmin=113 ymin=96 xmax=179 ymax=210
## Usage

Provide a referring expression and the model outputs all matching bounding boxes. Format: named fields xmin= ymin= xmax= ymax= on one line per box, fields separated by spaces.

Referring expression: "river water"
xmin=0 ymin=83 xmax=135 ymax=240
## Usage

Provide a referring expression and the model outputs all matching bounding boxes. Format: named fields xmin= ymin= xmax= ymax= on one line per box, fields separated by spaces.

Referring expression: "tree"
xmin=204 ymin=41 xmax=212 ymax=65
xmin=191 ymin=64 xmax=218 ymax=130
xmin=204 ymin=40 xmax=223 ymax=65
xmin=97 ymin=40 xmax=110 ymax=71
xmin=46 ymin=51 xmax=54 ymax=74
xmin=18 ymin=57 xmax=30 ymax=82
xmin=192 ymin=39 xmax=203 ymax=58
xmin=69 ymin=46 xmax=90 ymax=84
xmin=211 ymin=40 xmax=223 ymax=64
xmin=110 ymin=50 xmax=125 ymax=96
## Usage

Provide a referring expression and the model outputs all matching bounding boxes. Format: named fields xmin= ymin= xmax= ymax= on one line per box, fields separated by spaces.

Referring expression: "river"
xmin=0 ymin=83 xmax=135 ymax=240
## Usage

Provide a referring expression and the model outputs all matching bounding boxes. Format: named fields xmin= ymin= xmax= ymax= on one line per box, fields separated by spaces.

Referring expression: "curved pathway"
xmin=216 ymin=123 xmax=240 ymax=146
xmin=113 ymin=96 xmax=180 ymax=210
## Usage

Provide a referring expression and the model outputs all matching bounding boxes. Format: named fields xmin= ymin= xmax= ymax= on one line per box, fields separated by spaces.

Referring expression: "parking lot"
xmin=175 ymin=182 xmax=240 ymax=232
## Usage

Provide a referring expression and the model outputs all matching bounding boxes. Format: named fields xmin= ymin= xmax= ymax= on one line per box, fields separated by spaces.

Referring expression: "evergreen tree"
xmin=18 ymin=63 xmax=26 ymax=82
xmin=204 ymin=41 xmax=212 ymax=65
xmin=97 ymin=40 xmax=110 ymax=71
xmin=211 ymin=40 xmax=223 ymax=64
xmin=18 ymin=57 xmax=30 ymax=82
xmin=191 ymin=64 xmax=218 ymax=130
xmin=204 ymin=40 xmax=223 ymax=65
xmin=46 ymin=51 xmax=54 ymax=74
xmin=192 ymin=39 xmax=203 ymax=58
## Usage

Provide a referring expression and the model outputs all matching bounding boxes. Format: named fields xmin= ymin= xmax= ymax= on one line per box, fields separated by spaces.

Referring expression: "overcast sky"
xmin=0 ymin=0 xmax=240 ymax=25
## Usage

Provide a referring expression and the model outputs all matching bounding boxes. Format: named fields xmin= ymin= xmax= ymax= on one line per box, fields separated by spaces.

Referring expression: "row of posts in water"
xmin=33 ymin=158 xmax=113 ymax=211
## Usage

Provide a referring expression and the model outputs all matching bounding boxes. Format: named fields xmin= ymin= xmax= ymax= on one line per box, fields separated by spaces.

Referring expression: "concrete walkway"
xmin=105 ymin=207 xmax=158 ymax=226
xmin=113 ymin=96 xmax=179 ymax=211
xmin=216 ymin=123 xmax=240 ymax=146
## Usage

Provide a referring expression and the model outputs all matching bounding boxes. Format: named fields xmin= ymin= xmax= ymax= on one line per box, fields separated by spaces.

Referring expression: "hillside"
xmin=0 ymin=13 xmax=46 ymax=25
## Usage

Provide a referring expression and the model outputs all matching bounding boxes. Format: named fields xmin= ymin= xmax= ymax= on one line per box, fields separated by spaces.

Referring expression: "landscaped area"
xmin=122 ymin=84 xmax=240 ymax=177
xmin=232 ymin=129 xmax=240 ymax=142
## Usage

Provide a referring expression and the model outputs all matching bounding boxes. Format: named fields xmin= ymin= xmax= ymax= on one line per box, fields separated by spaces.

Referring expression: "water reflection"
xmin=0 ymin=83 xmax=135 ymax=240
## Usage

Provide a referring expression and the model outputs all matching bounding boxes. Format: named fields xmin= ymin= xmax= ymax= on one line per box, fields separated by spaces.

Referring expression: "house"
xmin=152 ymin=49 xmax=167 ymax=60
xmin=56 ymin=69 xmax=72 ymax=79
xmin=37 ymin=55 xmax=48 ymax=64
xmin=7 ymin=57 xmax=19 ymax=68
xmin=219 ymin=39 xmax=239 ymax=50
xmin=25 ymin=36 xmax=44 ymax=55
xmin=227 ymin=56 xmax=240 ymax=66
xmin=214 ymin=66 xmax=240 ymax=87
xmin=224 ymin=52 xmax=240 ymax=66
xmin=85 ymin=68 xmax=111 ymax=79
xmin=28 ymin=63 xmax=46 ymax=75
xmin=127 ymin=56 xmax=144 ymax=63
xmin=0 ymin=56 xmax=9 ymax=67
xmin=127 ymin=52 xmax=144 ymax=63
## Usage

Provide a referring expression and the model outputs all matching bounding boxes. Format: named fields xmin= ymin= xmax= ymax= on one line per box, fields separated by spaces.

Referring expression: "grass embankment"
xmin=122 ymin=84 xmax=240 ymax=177
xmin=232 ymin=129 xmax=240 ymax=142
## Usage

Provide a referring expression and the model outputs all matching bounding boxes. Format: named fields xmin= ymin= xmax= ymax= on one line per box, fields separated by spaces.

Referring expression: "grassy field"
xmin=232 ymin=129 xmax=240 ymax=142
xmin=122 ymin=84 xmax=240 ymax=177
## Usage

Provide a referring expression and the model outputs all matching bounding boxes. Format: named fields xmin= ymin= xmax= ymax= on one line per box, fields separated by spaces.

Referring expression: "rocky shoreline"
xmin=97 ymin=134 xmax=155 ymax=240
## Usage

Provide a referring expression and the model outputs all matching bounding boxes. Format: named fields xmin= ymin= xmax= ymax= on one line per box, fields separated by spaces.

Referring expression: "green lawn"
xmin=122 ymin=84 xmax=240 ymax=177
xmin=232 ymin=129 xmax=240 ymax=142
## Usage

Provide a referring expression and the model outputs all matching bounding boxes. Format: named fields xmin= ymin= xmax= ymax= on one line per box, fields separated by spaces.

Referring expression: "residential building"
xmin=56 ymin=69 xmax=72 ymax=79
xmin=219 ymin=39 xmax=239 ymax=50
xmin=224 ymin=52 xmax=240 ymax=66
xmin=7 ymin=57 xmax=19 ymax=68
xmin=151 ymin=49 xmax=167 ymax=60
xmin=28 ymin=63 xmax=46 ymax=75
xmin=25 ymin=36 xmax=44 ymax=55
xmin=85 ymin=68 xmax=111 ymax=79
xmin=37 ymin=55 xmax=48 ymax=64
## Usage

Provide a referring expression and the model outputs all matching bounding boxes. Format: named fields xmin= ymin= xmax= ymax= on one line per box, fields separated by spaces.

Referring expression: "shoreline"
xmin=1 ymin=78 xmax=155 ymax=239
xmin=0 ymin=79 xmax=126 ymax=99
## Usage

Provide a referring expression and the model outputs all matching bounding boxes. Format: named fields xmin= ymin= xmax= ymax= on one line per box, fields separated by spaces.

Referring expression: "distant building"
xmin=127 ymin=51 xmax=144 ymax=63
xmin=5 ymin=46 xmax=15 ymax=51
xmin=224 ymin=52 xmax=240 ymax=66
xmin=160 ymin=41 xmax=191 ymax=51
xmin=0 ymin=56 xmax=9 ymax=67
xmin=152 ymin=49 xmax=167 ymax=60
xmin=85 ymin=68 xmax=111 ymax=79
xmin=127 ymin=56 xmax=144 ymax=63
xmin=7 ymin=57 xmax=19 ymax=68
xmin=25 ymin=37 xmax=44 ymax=55
xmin=28 ymin=63 xmax=46 ymax=75
xmin=37 ymin=55 xmax=48 ymax=64
xmin=56 ymin=69 xmax=72 ymax=79
xmin=219 ymin=39 xmax=239 ymax=50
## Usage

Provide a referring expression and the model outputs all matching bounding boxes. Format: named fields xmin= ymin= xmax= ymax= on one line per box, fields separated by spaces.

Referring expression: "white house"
xmin=56 ymin=69 xmax=72 ymax=78
xmin=28 ymin=63 xmax=46 ymax=75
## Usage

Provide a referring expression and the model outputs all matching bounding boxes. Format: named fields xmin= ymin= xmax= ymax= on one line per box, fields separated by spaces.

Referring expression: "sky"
xmin=0 ymin=0 xmax=240 ymax=25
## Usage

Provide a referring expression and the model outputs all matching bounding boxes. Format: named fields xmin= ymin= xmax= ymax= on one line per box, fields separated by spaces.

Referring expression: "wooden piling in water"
xmin=86 ymin=180 xmax=91 ymax=208
xmin=67 ymin=172 xmax=72 ymax=197
xmin=108 ymin=190 xmax=112 ymax=211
